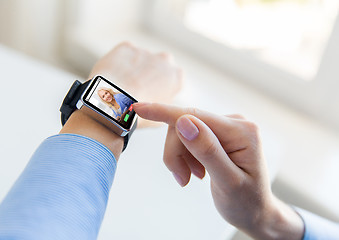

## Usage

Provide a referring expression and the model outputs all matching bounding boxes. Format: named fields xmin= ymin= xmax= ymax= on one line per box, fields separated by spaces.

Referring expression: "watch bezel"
xmin=79 ymin=76 xmax=138 ymax=135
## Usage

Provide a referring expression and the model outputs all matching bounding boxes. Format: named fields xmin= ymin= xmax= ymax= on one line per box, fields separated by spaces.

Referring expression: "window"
xmin=61 ymin=0 xmax=339 ymax=129
xmin=184 ymin=0 xmax=339 ymax=80
xmin=144 ymin=0 xmax=339 ymax=129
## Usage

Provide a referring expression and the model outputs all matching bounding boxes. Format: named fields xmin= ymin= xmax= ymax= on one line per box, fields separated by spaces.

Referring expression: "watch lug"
xmin=76 ymin=100 xmax=83 ymax=109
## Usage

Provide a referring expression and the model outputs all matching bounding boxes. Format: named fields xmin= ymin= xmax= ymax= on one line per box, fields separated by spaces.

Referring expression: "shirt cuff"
xmin=295 ymin=207 xmax=339 ymax=240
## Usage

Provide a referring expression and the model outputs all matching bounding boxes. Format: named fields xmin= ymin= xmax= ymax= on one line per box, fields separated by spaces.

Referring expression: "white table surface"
xmin=0 ymin=45 xmax=236 ymax=240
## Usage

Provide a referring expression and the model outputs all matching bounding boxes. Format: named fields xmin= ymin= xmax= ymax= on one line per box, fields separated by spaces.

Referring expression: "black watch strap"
xmin=123 ymin=117 xmax=137 ymax=151
xmin=60 ymin=80 xmax=90 ymax=125
xmin=60 ymin=80 xmax=135 ymax=152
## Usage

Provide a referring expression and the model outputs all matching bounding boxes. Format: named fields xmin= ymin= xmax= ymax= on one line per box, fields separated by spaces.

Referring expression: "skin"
xmin=89 ymin=43 xmax=182 ymax=105
xmin=60 ymin=41 xmax=182 ymax=155
xmin=89 ymin=42 xmax=182 ymax=128
xmin=60 ymin=109 xmax=124 ymax=159
xmin=133 ymin=102 xmax=305 ymax=240
xmin=60 ymin=42 xmax=304 ymax=239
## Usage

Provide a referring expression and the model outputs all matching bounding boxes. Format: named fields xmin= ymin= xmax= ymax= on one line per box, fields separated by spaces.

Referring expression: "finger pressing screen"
xmin=134 ymin=102 xmax=218 ymax=126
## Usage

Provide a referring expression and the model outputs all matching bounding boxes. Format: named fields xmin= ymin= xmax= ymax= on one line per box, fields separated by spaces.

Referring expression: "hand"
xmin=133 ymin=102 xmax=304 ymax=240
xmin=89 ymin=42 xmax=183 ymax=128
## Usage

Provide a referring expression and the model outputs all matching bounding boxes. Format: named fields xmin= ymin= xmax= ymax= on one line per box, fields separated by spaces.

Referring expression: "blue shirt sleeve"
xmin=0 ymin=134 xmax=117 ymax=240
xmin=295 ymin=208 xmax=339 ymax=240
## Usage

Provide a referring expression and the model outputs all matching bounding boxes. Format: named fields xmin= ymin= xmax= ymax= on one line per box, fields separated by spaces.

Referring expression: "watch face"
xmin=82 ymin=76 xmax=137 ymax=130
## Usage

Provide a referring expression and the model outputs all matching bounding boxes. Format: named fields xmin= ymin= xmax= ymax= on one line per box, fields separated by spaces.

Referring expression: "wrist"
xmin=248 ymin=195 xmax=304 ymax=240
xmin=60 ymin=109 xmax=124 ymax=160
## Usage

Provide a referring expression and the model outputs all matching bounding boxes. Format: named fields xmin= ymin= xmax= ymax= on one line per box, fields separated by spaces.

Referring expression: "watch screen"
xmin=83 ymin=76 xmax=137 ymax=129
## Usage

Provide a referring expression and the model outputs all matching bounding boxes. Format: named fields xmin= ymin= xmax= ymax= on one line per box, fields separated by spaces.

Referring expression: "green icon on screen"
xmin=124 ymin=114 xmax=130 ymax=122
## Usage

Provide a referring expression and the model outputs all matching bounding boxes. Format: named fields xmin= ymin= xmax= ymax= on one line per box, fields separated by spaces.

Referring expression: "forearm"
xmin=0 ymin=110 xmax=124 ymax=240
xmin=60 ymin=109 xmax=124 ymax=158
xmin=0 ymin=134 xmax=117 ymax=240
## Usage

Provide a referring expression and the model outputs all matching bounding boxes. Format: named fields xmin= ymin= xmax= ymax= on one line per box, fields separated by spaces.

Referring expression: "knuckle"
xmin=119 ymin=41 xmax=132 ymax=47
xmin=202 ymin=140 xmax=219 ymax=158
xmin=231 ymin=114 xmax=246 ymax=119
xmin=244 ymin=121 xmax=259 ymax=133
xmin=184 ymin=107 xmax=199 ymax=117
xmin=116 ymin=41 xmax=137 ymax=51
xmin=158 ymin=52 xmax=172 ymax=60
xmin=243 ymin=121 xmax=260 ymax=143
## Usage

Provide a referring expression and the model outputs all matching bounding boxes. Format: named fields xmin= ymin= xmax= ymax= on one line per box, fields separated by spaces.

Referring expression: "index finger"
xmin=133 ymin=102 xmax=219 ymax=126
xmin=133 ymin=102 xmax=253 ymax=154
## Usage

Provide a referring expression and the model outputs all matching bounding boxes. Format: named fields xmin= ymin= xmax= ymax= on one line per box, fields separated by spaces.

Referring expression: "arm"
xmin=60 ymin=109 xmax=124 ymax=156
xmin=0 ymin=115 xmax=120 ymax=239
xmin=0 ymin=42 xmax=182 ymax=239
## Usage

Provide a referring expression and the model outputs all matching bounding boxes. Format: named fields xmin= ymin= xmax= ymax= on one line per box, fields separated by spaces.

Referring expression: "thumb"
xmin=175 ymin=115 xmax=241 ymax=182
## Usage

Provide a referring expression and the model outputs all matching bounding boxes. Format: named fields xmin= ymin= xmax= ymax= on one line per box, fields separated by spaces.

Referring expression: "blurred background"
xmin=1 ymin=0 xmax=339 ymax=128
xmin=1 ymin=0 xmax=339 ymax=239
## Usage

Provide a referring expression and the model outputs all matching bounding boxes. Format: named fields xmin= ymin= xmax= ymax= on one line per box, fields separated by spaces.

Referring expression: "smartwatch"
xmin=60 ymin=75 xmax=138 ymax=152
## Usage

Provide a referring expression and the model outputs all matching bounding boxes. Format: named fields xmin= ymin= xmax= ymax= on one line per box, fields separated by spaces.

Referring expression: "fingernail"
xmin=176 ymin=116 xmax=199 ymax=141
xmin=172 ymin=172 xmax=185 ymax=187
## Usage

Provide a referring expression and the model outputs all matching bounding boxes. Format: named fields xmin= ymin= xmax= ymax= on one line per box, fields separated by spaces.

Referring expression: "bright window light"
xmin=184 ymin=0 xmax=339 ymax=80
